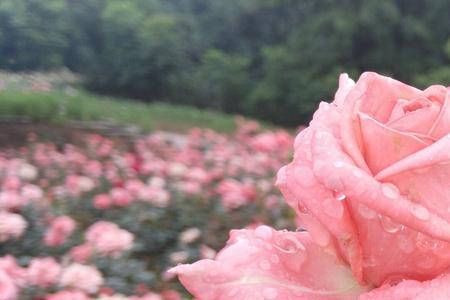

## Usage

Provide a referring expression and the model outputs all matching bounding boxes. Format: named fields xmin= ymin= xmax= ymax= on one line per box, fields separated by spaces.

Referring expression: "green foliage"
xmin=0 ymin=0 xmax=449 ymax=126
xmin=0 ymin=90 xmax=239 ymax=133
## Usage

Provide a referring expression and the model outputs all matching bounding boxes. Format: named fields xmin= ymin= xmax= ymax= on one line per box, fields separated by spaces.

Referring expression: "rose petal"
xmin=356 ymin=72 xmax=422 ymax=124
xmin=386 ymin=98 xmax=441 ymax=134
xmin=311 ymin=130 xmax=450 ymax=284
xmin=429 ymin=89 xmax=450 ymax=139
xmin=359 ymin=273 xmax=450 ymax=300
xmin=277 ymin=125 xmax=363 ymax=282
xmin=312 ymin=130 xmax=450 ymax=242
xmin=359 ymin=113 xmax=431 ymax=174
xmin=170 ymin=226 xmax=367 ymax=300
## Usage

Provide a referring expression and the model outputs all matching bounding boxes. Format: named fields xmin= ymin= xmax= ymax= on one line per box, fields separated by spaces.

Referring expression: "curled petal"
xmin=170 ymin=226 xmax=367 ymax=300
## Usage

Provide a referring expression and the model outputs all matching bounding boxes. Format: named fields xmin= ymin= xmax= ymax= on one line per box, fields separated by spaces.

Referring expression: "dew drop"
xmin=352 ymin=169 xmax=363 ymax=178
xmin=274 ymin=235 xmax=305 ymax=254
xmin=379 ymin=215 xmax=404 ymax=234
xmin=381 ymin=183 xmax=400 ymax=199
xmin=358 ymin=204 xmax=377 ymax=219
xmin=416 ymin=232 xmax=438 ymax=251
xmin=255 ymin=225 xmax=273 ymax=239
xmin=333 ymin=191 xmax=347 ymax=201
xmin=333 ymin=161 xmax=345 ymax=168
xmin=396 ymin=235 xmax=415 ymax=254
xmin=383 ymin=275 xmax=408 ymax=286
xmin=322 ymin=197 xmax=344 ymax=218
xmin=270 ymin=254 xmax=280 ymax=264
xmin=262 ymin=287 xmax=278 ymax=299
xmin=259 ymin=259 xmax=271 ymax=271
xmin=363 ymin=256 xmax=377 ymax=267
xmin=410 ymin=205 xmax=430 ymax=221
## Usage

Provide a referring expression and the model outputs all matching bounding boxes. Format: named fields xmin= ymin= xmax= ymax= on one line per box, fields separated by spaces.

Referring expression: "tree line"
xmin=1 ymin=0 xmax=449 ymax=126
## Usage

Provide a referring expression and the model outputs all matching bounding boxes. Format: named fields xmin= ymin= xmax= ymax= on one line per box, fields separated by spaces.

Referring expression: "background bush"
xmin=0 ymin=0 xmax=449 ymax=126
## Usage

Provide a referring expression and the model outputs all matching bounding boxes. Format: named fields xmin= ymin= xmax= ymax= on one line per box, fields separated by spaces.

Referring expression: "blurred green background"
xmin=0 ymin=0 xmax=449 ymax=127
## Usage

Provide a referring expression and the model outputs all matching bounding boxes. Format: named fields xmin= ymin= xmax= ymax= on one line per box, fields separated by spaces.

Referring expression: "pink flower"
xmin=216 ymin=179 xmax=256 ymax=209
xmin=110 ymin=187 xmax=133 ymax=207
xmin=70 ymin=243 xmax=94 ymax=263
xmin=0 ymin=212 xmax=27 ymax=241
xmin=0 ymin=270 xmax=17 ymax=300
xmin=27 ymin=257 xmax=61 ymax=287
xmin=93 ymin=194 xmax=112 ymax=210
xmin=60 ymin=263 xmax=104 ymax=294
xmin=44 ymin=216 xmax=76 ymax=247
xmin=0 ymin=191 xmax=28 ymax=210
xmin=45 ymin=290 xmax=91 ymax=300
xmin=85 ymin=221 xmax=134 ymax=257
xmin=0 ymin=256 xmax=27 ymax=287
xmin=171 ymin=73 xmax=450 ymax=299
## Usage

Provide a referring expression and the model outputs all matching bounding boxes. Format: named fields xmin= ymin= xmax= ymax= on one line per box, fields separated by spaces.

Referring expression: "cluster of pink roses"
xmin=172 ymin=73 xmax=450 ymax=299
xmin=0 ymin=121 xmax=295 ymax=299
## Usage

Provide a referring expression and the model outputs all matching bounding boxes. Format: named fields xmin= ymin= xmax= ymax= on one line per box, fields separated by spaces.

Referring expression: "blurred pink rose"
xmin=60 ymin=263 xmax=104 ymax=294
xmin=0 ymin=256 xmax=26 ymax=287
xmin=0 ymin=270 xmax=17 ymax=300
xmin=216 ymin=179 xmax=256 ymax=209
xmin=44 ymin=216 xmax=76 ymax=247
xmin=110 ymin=187 xmax=133 ymax=207
xmin=93 ymin=194 xmax=112 ymax=210
xmin=85 ymin=221 xmax=134 ymax=257
xmin=27 ymin=257 xmax=61 ymax=287
xmin=70 ymin=243 xmax=94 ymax=263
xmin=46 ymin=290 xmax=91 ymax=300
xmin=0 ymin=212 xmax=27 ymax=242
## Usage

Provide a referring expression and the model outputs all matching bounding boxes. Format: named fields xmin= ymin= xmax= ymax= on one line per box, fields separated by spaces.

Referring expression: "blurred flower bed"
xmin=0 ymin=121 xmax=295 ymax=299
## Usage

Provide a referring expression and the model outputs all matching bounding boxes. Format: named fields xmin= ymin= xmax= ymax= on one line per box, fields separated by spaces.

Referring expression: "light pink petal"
xmin=277 ymin=118 xmax=363 ymax=281
xmin=311 ymin=129 xmax=450 ymax=284
xmin=359 ymin=113 xmax=431 ymax=174
xmin=333 ymin=73 xmax=356 ymax=107
xmin=359 ymin=273 xmax=450 ymax=300
xmin=312 ymin=130 xmax=450 ymax=242
xmin=356 ymin=72 xmax=422 ymax=123
xmin=429 ymin=90 xmax=450 ymax=139
xmin=170 ymin=226 xmax=367 ymax=300
xmin=386 ymin=99 xmax=441 ymax=134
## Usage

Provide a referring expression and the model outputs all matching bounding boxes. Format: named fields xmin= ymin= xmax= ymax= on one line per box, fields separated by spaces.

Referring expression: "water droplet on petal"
xmin=333 ymin=191 xmax=346 ymax=201
xmin=262 ymin=287 xmax=278 ymax=299
xmin=410 ymin=205 xmax=430 ymax=221
xmin=379 ymin=215 xmax=404 ymax=234
xmin=396 ymin=234 xmax=415 ymax=254
xmin=381 ymin=183 xmax=400 ymax=199
xmin=322 ymin=197 xmax=344 ymax=218
xmin=255 ymin=225 xmax=273 ymax=239
xmin=363 ymin=256 xmax=377 ymax=267
xmin=259 ymin=259 xmax=271 ymax=271
xmin=333 ymin=161 xmax=344 ymax=168
xmin=353 ymin=169 xmax=363 ymax=178
xmin=358 ymin=204 xmax=377 ymax=219
xmin=270 ymin=254 xmax=280 ymax=263
xmin=274 ymin=235 xmax=305 ymax=254
xmin=383 ymin=275 xmax=408 ymax=286
xmin=416 ymin=232 xmax=439 ymax=251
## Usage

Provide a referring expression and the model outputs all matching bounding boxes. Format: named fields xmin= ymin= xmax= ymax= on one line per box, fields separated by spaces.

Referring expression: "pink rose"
xmin=85 ymin=221 xmax=134 ymax=257
xmin=0 ymin=212 xmax=27 ymax=242
xmin=69 ymin=243 xmax=94 ymax=263
xmin=170 ymin=73 xmax=450 ymax=299
xmin=277 ymin=72 xmax=450 ymax=285
xmin=59 ymin=263 xmax=103 ymax=294
xmin=45 ymin=290 xmax=91 ymax=300
xmin=44 ymin=216 xmax=76 ymax=247
xmin=27 ymin=257 xmax=61 ymax=287
xmin=0 ymin=270 xmax=17 ymax=300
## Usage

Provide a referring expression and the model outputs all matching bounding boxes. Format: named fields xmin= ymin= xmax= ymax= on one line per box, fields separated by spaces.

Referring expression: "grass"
xmin=0 ymin=90 xmax=240 ymax=133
